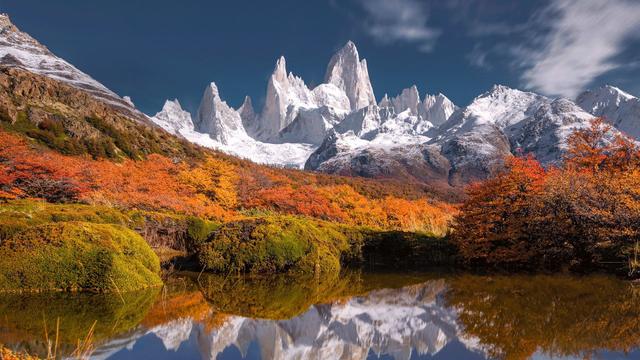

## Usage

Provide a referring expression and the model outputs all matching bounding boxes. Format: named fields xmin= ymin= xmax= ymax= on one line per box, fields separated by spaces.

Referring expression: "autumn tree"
xmin=453 ymin=118 xmax=640 ymax=273
xmin=452 ymin=155 xmax=547 ymax=267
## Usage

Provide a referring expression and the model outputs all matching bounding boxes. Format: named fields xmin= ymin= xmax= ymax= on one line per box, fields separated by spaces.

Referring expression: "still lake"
xmin=1 ymin=270 xmax=639 ymax=360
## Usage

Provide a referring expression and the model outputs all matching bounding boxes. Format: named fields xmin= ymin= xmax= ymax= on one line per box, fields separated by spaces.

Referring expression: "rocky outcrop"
xmin=0 ymin=66 xmax=200 ymax=160
xmin=0 ymin=13 xmax=147 ymax=123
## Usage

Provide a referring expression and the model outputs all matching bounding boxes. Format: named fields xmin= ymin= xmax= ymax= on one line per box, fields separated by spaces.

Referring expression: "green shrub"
xmin=0 ymin=222 xmax=162 ymax=292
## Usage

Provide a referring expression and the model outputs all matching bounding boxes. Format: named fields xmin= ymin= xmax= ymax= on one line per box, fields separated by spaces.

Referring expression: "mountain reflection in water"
xmin=0 ymin=272 xmax=638 ymax=360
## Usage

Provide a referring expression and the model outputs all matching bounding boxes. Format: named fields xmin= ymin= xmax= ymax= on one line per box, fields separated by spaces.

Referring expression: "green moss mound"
xmin=0 ymin=200 xmax=129 ymax=240
xmin=0 ymin=222 xmax=162 ymax=292
xmin=198 ymin=216 xmax=351 ymax=275
xmin=197 ymin=215 xmax=456 ymax=276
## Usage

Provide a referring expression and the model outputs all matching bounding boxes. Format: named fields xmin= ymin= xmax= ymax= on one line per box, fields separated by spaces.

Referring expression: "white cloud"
xmin=518 ymin=0 xmax=640 ymax=98
xmin=356 ymin=0 xmax=441 ymax=52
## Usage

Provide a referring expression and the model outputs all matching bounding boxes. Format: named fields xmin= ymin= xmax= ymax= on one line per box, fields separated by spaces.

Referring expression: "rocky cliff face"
xmin=0 ymin=13 xmax=147 ymax=123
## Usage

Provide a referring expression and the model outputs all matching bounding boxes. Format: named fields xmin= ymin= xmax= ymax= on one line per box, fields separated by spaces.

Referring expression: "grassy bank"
xmin=0 ymin=200 xmax=455 ymax=292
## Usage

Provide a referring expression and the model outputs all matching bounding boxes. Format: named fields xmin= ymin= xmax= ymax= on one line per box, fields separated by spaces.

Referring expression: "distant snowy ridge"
xmin=150 ymin=94 xmax=315 ymax=168
xmin=148 ymin=39 xmax=636 ymax=182
xmin=150 ymin=41 xmax=455 ymax=169
xmin=577 ymin=85 xmax=640 ymax=139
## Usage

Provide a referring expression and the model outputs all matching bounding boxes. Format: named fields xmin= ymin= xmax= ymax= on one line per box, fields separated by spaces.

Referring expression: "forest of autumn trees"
xmin=452 ymin=118 xmax=640 ymax=274
xmin=0 ymin=129 xmax=453 ymax=235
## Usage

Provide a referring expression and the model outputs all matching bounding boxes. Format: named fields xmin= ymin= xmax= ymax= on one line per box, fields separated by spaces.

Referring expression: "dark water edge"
xmin=0 ymin=270 xmax=639 ymax=360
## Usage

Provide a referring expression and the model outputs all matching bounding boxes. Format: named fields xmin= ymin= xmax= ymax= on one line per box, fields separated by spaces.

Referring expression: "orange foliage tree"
xmin=452 ymin=119 xmax=640 ymax=273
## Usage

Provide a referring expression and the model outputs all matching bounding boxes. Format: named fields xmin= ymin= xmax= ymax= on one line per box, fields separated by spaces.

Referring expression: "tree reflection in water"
xmin=445 ymin=274 xmax=640 ymax=360
xmin=1 ymin=272 xmax=638 ymax=360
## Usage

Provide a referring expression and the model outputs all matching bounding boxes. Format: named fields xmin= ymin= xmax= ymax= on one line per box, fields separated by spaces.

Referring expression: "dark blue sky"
xmin=1 ymin=0 xmax=639 ymax=115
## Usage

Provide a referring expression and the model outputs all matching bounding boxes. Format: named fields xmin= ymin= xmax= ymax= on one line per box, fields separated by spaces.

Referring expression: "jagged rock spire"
xmin=324 ymin=41 xmax=376 ymax=111
xmin=195 ymin=82 xmax=245 ymax=143
xmin=391 ymin=85 xmax=421 ymax=115
xmin=238 ymin=95 xmax=257 ymax=134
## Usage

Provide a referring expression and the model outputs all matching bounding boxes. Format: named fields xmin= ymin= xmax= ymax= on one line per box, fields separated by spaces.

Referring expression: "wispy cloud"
xmin=517 ymin=0 xmax=640 ymax=98
xmin=355 ymin=0 xmax=441 ymax=52
xmin=467 ymin=43 xmax=491 ymax=69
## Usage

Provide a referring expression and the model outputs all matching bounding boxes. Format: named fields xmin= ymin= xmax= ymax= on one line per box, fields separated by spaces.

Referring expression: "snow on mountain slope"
xmin=435 ymin=85 xmax=546 ymax=138
xmin=324 ymin=41 xmax=377 ymax=111
xmin=279 ymin=105 xmax=346 ymax=145
xmin=435 ymin=85 xmax=595 ymax=159
xmin=577 ymin=85 xmax=640 ymax=139
xmin=429 ymin=85 xmax=596 ymax=184
xmin=305 ymin=131 xmax=451 ymax=185
xmin=421 ymin=93 xmax=457 ymax=127
xmin=151 ymin=84 xmax=315 ymax=168
xmin=151 ymin=99 xmax=195 ymax=134
xmin=308 ymin=84 xmax=598 ymax=186
xmin=0 ymin=13 xmax=146 ymax=122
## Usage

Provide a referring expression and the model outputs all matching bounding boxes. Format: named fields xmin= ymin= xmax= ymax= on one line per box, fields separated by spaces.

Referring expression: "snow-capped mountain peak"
xmin=324 ymin=41 xmax=376 ymax=111
xmin=151 ymin=99 xmax=194 ymax=135
xmin=237 ymin=95 xmax=256 ymax=131
xmin=421 ymin=93 xmax=457 ymax=127
xmin=251 ymin=55 xmax=319 ymax=141
xmin=577 ymin=85 xmax=640 ymax=139
xmin=438 ymin=85 xmax=545 ymax=136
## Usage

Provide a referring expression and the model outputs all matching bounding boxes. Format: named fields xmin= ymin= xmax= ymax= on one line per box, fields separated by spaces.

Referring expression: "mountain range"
xmin=1 ymin=13 xmax=638 ymax=187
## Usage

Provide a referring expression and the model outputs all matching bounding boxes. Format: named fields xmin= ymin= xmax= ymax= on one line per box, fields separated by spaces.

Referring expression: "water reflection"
xmin=0 ymin=272 xmax=638 ymax=360
xmin=0 ymin=287 xmax=159 ymax=357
